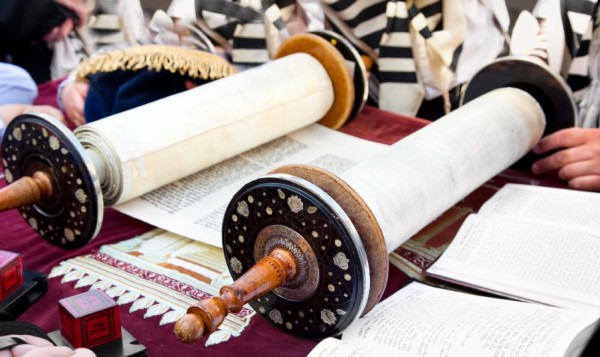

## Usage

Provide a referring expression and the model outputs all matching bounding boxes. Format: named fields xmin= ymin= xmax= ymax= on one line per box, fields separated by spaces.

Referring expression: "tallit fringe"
xmin=76 ymin=45 xmax=238 ymax=80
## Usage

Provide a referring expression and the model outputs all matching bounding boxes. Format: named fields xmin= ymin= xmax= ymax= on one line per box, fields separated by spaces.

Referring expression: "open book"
xmin=308 ymin=282 xmax=599 ymax=357
xmin=426 ymin=183 xmax=600 ymax=310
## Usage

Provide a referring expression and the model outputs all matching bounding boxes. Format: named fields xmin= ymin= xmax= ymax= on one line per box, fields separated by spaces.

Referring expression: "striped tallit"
xmin=564 ymin=0 xmax=598 ymax=102
xmin=194 ymin=0 xmax=297 ymax=65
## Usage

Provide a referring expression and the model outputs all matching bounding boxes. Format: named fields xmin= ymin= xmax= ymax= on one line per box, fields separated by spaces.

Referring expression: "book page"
xmin=114 ymin=124 xmax=386 ymax=247
xmin=308 ymin=337 xmax=400 ymax=357
xmin=427 ymin=214 xmax=600 ymax=310
xmin=309 ymin=282 xmax=598 ymax=357
xmin=477 ymin=184 xmax=600 ymax=229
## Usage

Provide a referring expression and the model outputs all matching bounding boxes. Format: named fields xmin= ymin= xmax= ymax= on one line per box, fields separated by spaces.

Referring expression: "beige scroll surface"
xmin=75 ymin=53 xmax=334 ymax=206
xmin=340 ymin=87 xmax=546 ymax=253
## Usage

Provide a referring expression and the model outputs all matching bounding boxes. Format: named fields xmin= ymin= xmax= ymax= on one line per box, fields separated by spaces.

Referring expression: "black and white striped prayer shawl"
xmin=564 ymin=0 xmax=600 ymax=127
xmin=564 ymin=0 xmax=599 ymax=103
xmin=194 ymin=0 xmax=295 ymax=65
xmin=323 ymin=0 xmax=466 ymax=115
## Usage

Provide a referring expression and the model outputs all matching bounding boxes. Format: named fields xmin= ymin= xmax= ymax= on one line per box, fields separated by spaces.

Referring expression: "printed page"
xmin=114 ymin=124 xmax=386 ymax=247
xmin=477 ymin=184 xmax=600 ymax=229
xmin=427 ymin=214 xmax=600 ymax=310
xmin=309 ymin=282 xmax=598 ymax=357
xmin=307 ymin=337 xmax=400 ymax=357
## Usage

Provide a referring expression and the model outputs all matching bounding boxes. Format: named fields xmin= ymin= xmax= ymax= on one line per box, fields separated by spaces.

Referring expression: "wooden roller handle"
xmin=174 ymin=248 xmax=297 ymax=343
xmin=0 ymin=172 xmax=53 ymax=212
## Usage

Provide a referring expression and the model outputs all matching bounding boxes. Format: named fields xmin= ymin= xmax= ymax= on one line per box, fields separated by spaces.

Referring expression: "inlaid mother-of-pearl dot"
xmin=333 ymin=252 xmax=349 ymax=270
xmin=49 ymin=136 xmax=60 ymax=150
xmin=230 ymin=257 xmax=242 ymax=274
xmin=278 ymin=189 xmax=285 ymax=199
xmin=320 ymin=309 xmax=336 ymax=325
xmin=12 ymin=127 xmax=22 ymax=141
xmin=248 ymin=195 xmax=254 ymax=203
xmin=4 ymin=169 xmax=13 ymax=183
xmin=236 ymin=201 xmax=249 ymax=217
xmin=266 ymin=207 xmax=273 ymax=215
xmin=334 ymin=239 xmax=342 ymax=247
xmin=2 ymin=158 xmax=7 ymax=167
xmin=61 ymin=148 xmax=68 ymax=155
xmin=75 ymin=189 xmax=87 ymax=204
xmin=64 ymin=228 xmax=75 ymax=242
xmin=269 ymin=309 xmax=283 ymax=324
xmin=287 ymin=195 xmax=303 ymax=213
xmin=28 ymin=217 xmax=38 ymax=230
xmin=344 ymin=274 xmax=351 ymax=281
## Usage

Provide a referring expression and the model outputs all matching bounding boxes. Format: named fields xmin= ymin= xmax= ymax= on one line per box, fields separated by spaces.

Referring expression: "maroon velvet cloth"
xmin=0 ymin=105 xmax=429 ymax=356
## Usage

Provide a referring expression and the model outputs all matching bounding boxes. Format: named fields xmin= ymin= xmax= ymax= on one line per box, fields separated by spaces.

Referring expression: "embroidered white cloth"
xmin=49 ymin=229 xmax=255 ymax=346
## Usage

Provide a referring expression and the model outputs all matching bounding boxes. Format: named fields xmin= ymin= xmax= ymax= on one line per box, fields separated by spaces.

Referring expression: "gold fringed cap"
xmin=75 ymin=45 xmax=238 ymax=80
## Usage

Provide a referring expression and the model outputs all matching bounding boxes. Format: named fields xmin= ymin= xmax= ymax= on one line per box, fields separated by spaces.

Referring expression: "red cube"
xmin=0 ymin=250 xmax=23 ymax=300
xmin=58 ymin=289 xmax=122 ymax=348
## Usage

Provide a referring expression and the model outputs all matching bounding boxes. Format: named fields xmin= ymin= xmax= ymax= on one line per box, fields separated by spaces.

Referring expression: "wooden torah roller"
xmin=0 ymin=32 xmax=367 ymax=248
xmin=174 ymin=62 xmax=578 ymax=340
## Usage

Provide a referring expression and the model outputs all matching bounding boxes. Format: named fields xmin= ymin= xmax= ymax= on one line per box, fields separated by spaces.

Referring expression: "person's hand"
xmin=0 ymin=335 xmax=95 ymax=357
xmin=54 ymin=0 xmax=89 ymax=27
xmin=531 ymin=127 xmax=600 ymax=191
xmin=0 ymin=104 xmax=66 ymax=126
xmin=61 ymin=80 xmax=89 ymax=127
xmin=43 ymin=0 xmax=89 ymax=43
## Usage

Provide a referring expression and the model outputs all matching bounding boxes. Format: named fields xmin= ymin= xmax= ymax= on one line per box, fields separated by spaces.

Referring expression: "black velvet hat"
xmin=75 ymin=45 xmax=238 ymax=122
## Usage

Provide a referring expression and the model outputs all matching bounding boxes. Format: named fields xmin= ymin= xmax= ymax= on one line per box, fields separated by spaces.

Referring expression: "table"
xmin=0 ymin=105 xmax=585 ymax=356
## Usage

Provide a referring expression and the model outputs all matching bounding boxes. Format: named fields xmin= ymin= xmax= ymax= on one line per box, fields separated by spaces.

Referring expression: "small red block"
xmin=0 ymin=250 xmax=23 ymax=300
xmin=58 ymin=289 xmax=122 ymax=348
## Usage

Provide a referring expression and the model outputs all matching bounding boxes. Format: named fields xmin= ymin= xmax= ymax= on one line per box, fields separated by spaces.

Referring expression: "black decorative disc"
xmin=461 ymin=56 xmax=576 ymax=136
xmin=311 ymin=30 xmax=368 ymax=122
xmin=222 ymin=174 xmax=369 ymax=339
xmin=1 ymin=114 xmax=103 ymax=248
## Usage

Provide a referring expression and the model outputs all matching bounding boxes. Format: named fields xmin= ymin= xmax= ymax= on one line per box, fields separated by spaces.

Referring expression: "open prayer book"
xmin=309 ymin=184 xmax=600 ymax=357
xmin=308 ymin=282 xmax=599 ymax=357
xmin=426 ymin=183 xmax=600 ymax=311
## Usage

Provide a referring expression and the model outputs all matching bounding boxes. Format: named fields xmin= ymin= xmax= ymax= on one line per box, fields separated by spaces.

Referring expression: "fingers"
xmin=3 ymin=335 xmax=54 ymax=357
xmin=54 ymin=0 xmax=90 ymax=27
xmin=43 ymin=19 xmax=74 ymax=43
xmin=63 ymin=82 xmax=88 ymax=127
xmin=23 ymin=105 xmax=66 ymax=124
xmin=19 ymin=346 xmax=79 ymax=357
xmin=533 ymin=128 xmax=588 ymax=154
xmin=71 ymin=349 xmax=96 ymax=357
xmin=531 ymin=145 xmax=594 ymax=174
xmin=557 ymin=158 xmax=600 ymax=180
xmin=568 ymin=175 xmax=600 ymax=191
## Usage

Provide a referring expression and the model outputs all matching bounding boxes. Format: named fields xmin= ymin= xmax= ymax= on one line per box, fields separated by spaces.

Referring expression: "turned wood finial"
xmin=174 ymin=248 xmax=297 ymax=343
xmin=0 ymin=171 xmax=53 ymax=212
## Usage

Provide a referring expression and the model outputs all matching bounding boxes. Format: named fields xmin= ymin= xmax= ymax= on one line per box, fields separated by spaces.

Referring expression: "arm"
xmin=0 ymin=104 xmax=65 ymax=138
xmin=531 ymin=127 xmax=600 ymax=191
